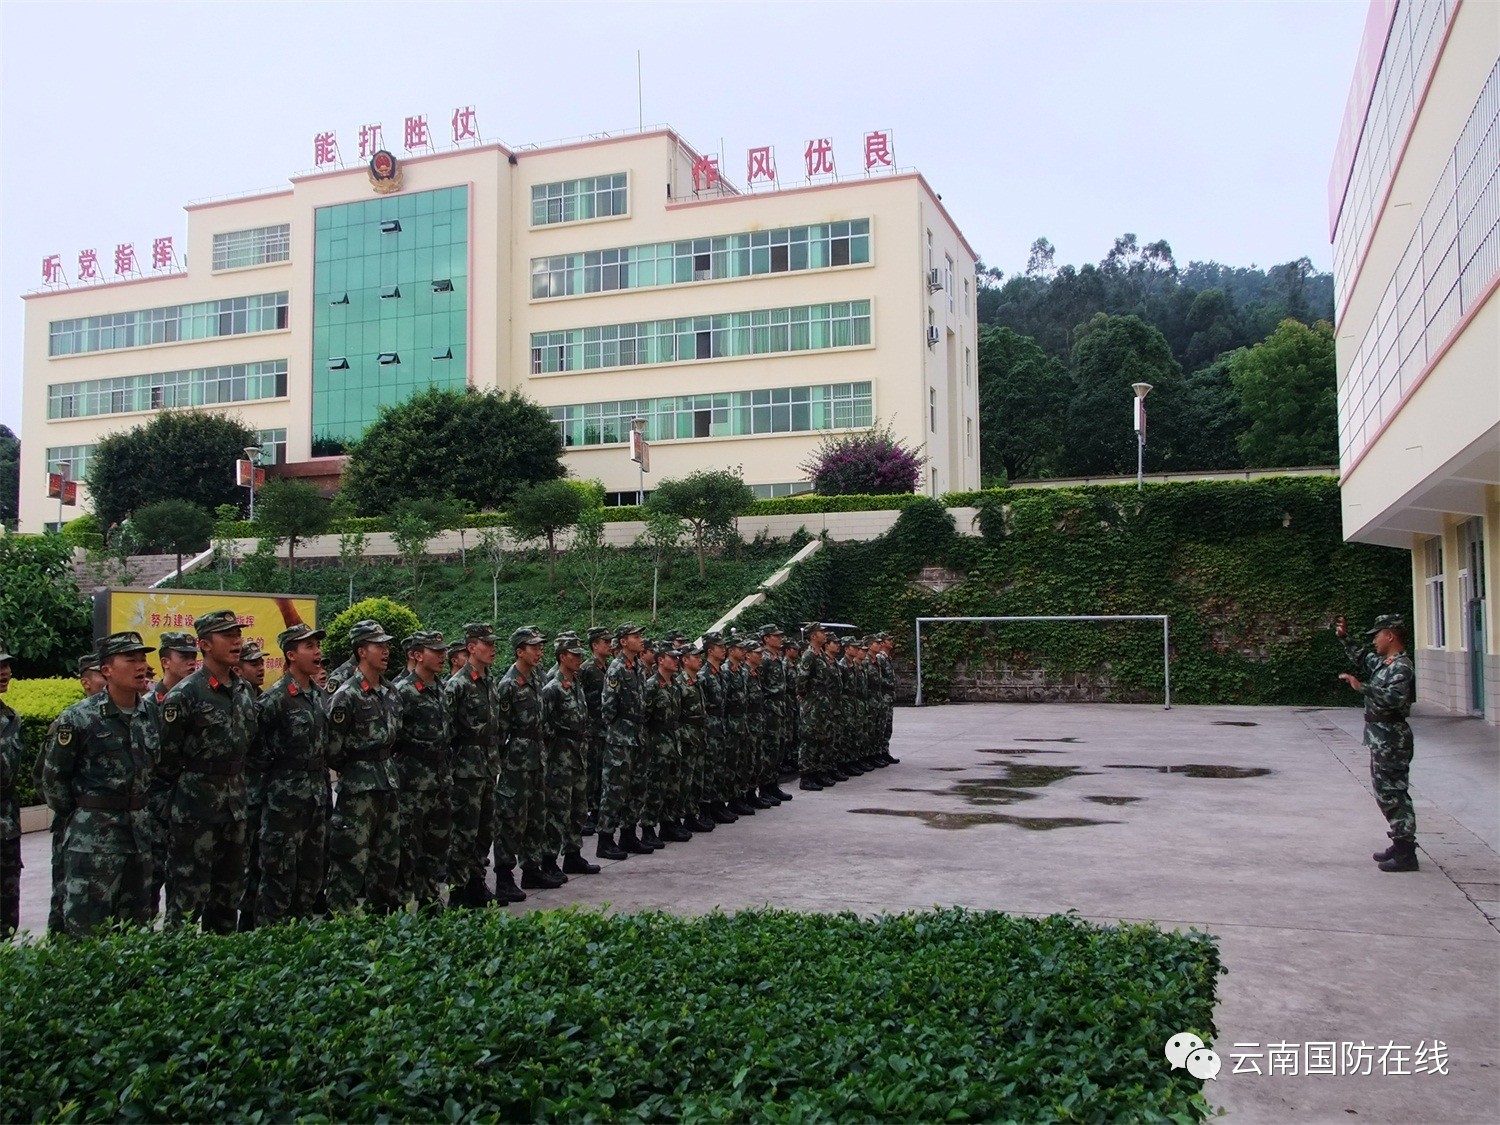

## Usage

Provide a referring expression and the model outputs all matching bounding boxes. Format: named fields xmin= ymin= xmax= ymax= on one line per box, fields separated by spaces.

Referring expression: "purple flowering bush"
xmin=800 ymin=422 xmax=924 ymax=496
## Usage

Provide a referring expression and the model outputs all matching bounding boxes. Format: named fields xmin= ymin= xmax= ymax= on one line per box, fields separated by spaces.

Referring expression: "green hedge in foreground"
xmin=0 ymin=907 xmax=1220 ymax=1122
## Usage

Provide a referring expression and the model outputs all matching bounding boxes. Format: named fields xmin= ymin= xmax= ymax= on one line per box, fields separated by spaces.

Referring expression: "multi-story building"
xmin=17 ymin=127 xmax=979 ymax=530
xmin=1330 ymin=0 xmax=1499 ymax=721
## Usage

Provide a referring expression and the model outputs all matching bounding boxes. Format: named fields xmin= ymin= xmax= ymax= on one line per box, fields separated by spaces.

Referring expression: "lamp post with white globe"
xmin=1131 ymin=383 xmax=1153 ymax=491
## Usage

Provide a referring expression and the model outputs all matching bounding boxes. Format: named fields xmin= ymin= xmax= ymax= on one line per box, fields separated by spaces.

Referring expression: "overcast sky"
xmin=0 ymin=0 xmax=1368 ymax=432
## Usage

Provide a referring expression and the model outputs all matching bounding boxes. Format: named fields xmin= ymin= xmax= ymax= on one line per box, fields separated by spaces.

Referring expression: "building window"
xmin=926 ymin=229 xmax=934 ymax=272
xmin=1458 ymin=518 xmax=1486 ymax=652
xmin=48 ymin=292 xmax=289 ymax=357
xmin=945 ymin=254 xmax=955 ymax=313
xmin=749 ymin=481 xmax=816 ymax=500
xmin=211 ymin=224 xmax=291 ymax=271
xmin=530 ymin=219 xmax=871 ymax=299
xmin=963 ymin=277 xmax=970 ymax=316
xmin=531 ymin=173 xmax=628 ymax=226
xmin=966 ymin=416 xmax=973 ymax=457
xmin=45 ymin=444 xmax=95 ymax=483
xmin=548 ymin=382 xmax=873 ymax=448
xmin=47 ymin=361 xmax=288 ymax=420
xmin=255 ymin=429 xmax=287 ymax=466
xmin=929 ymin=387 xmax=937 ymax=432
xmin=965 ymin=347 xmax=972 ymax=387
xmin=1424 ymin=537 xmax=1446 ymax=648
xmin=530 ymin=300 xmax=873 ymax=374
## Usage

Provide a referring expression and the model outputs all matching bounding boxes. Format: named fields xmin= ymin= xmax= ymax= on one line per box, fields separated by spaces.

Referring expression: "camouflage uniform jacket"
xmin=875 ymin=651 xmax=897 ymax=703
xmin=326 ymin=675 xmax=401 ymax=793
xmin=579 ymin=657 xmax=609 ymax=738
xmin=42 ymin=692 xmax=156 ymax=853
xmin=496 ymin=664 xmax=546 ymax=771
xmin=395 ymin=673 xmax=450 ymax=791
xmin=722 ymin=660 xmax=749 ymax=724
xmin=699 ymin=662 xmax=727 ymax=739
xmin=744 ymin=665 xmax=765 ymax=726
xmin=325 ymin=657 xmax=358 ymax=696
xmin=445 ymin=665 xmax=499 ymax=779
xmin=1341 ymin=637 xmax=1416 ymax=722
xmin=1 ymin=698 xmax=23 ymax=841
xmin=601 ymin=656 xmax=646 ymax=747
xmin=759 ymin=652 xmax=788 ymax=723
xmin=541 ymin=672 xmax=589 ymax=759
xmin=253 ymin=674 xmax=330 ymax=802
xmin=676 ymin=671 xmax=707 ymax=744
xmin=796 ymin=647 xmax=838 ymax=739
xmin=644 ymin=671 xmax=682 ymax=751
xmin=158 ymin=667 xmax=258 ymax=825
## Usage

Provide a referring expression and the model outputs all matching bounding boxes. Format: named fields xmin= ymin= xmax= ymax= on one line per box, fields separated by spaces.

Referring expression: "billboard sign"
xmin=93 ymin=588 xmax=318 ymax=679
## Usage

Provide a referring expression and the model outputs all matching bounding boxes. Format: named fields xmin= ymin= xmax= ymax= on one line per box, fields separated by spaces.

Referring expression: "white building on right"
xmin=1331 ymin=0 xmax=1500 ymax=722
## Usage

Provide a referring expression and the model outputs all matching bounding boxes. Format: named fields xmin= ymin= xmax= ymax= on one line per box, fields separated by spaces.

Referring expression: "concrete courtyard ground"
xmin=12 ymin=701 xmax=1498 ymax=1121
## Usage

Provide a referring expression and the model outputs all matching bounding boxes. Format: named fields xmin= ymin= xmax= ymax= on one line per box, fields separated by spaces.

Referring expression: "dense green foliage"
xmin=1060 ymin=314 xmax=1182 ymax=477
xmin=342 ymin=388 xmax=565 ymax=514
xmin=4 ymin=677 xmax=85 ymax=807
xmin=0 ymin=907 xmax=1221 ymax=1121
xmin=323 ymin=597 xmax=424 ymax=670
xmin=253 ymin=478 xmax=332 ymax=575
xmin=1229 ymin=320 xmax=1338 ymax=467
xmin=646 ymin=469 xmax=755 ymax=578
xmin=508 ymin=479 xmax=586 ymax=585
xmin=755 ymin=479 xmax=1411 ymax=706
xmin=85 ymin=410 xmax=257 ymax=527
xmin=0 ymin=534 xmax=92 ymax=678
xmin=0 ymin=423 xmax=18 ymax=526
xmin=130 ymin=498 xmax=214 ymax=578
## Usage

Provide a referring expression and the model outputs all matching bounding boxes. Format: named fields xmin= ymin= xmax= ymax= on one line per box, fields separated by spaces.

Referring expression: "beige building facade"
xmin=18 ymin=128 xmax=979 ymax=530
xmin=1331 ymin=0 xmax=1500 ymax=721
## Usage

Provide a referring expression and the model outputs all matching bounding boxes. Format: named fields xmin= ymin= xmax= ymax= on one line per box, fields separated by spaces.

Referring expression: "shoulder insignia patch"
xmin=162 ymin=703 xmax=179 ymax=724
xmin=56 ymin=724 xmax=73 ymax=746
xmin=332 ymin=707 xmax=348 ymax=725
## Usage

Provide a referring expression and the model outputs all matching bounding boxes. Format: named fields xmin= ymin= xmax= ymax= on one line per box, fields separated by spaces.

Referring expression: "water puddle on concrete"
xmin=1106 ymin=764 xmax=1273 ymax=779
xmin=1212 ymin=720 xmax=1260 ymax=727
xmin=1014 ymin=736 xmax=1082 ymax=743
xmin=928 ymin=766 xmax=968 ymax=772
xmin=974 ymin=748 xmax=1064 ymax=756
xmin=1085 ymin=795 xmax=1143 ymax=806
xmin=851 ymin=808 xmax=1118 ymax=831
xmin=894 ymin=763 xmax=1094 ymax=806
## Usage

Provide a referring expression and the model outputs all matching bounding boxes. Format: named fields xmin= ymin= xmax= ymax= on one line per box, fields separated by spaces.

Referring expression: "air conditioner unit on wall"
xmin=927 ymin=268 xmax=943 ymax=292
xmin=927 ymin=326 xmax=941 ymax=347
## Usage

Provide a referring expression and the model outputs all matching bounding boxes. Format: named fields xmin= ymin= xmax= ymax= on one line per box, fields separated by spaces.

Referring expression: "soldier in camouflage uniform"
xmin=447 ymin=640 xmax=469 ymax=678
xmin=0 ymin=638 xmax=20 ymax=938
xmin=1338 ymin=613 xmax=1420 ymax=872
xmin=782 ymin=640 xmax=802 ymax=778
xmin=541 ymin=635 xmax=599 ymax=877
xmin=873 ymin=634 xmax=899 ymax=765
xmin=756 ymin=625 xmax=795 ymax=804
xmin=839 ymin=638 xmax=871 ymax=776
xmin=35 ymin=653 xmax=107 ymax=934
xmin=445 ymin=623 xmax=504 ymax=908
xmin=325 ymin=620 xmax=403 ymax=913
xmin=41 ymin=632 xmax=158 ymax=937
xmin=141 ymin=632 xmax=198 ymax=916
xmin=798 ymin=623 xmax=839 ymax=791
xmin=250 ymin=623 xmax=330 ymax=924
xmin=721 ymin=635 xmax=757 ymax=816
xmin=742 ymin=641 xmax=776 ymax=809
xmin=496 ymin=626 xmax=558 ymax=891
xmin=393 ymin=631 xmax=452 ymax=910
xmin=597 ymin=622 xmax=648 ymax=860
xmin=675 ymin=643 xmax=714 ymax=834
xmin=579 ymin=627 xmax=612 ymax=835
xmin=643 ymin=644 xmax=688 ymax=843
xmin=157 ymin=610 xmax=258 ymax=933
xmin=235 ymin=640 xmax=269 ymax=930
xmin=698 ymin=632 xmax=735 ymax=824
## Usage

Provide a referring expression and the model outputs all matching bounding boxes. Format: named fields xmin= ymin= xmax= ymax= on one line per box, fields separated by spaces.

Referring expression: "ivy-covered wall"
xmin=751 ymin=479 xmax=1412 ymax=706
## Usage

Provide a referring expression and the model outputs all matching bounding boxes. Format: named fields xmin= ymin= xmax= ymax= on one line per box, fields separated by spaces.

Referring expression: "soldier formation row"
xmin=0 ymin=618 xmax=898 ymax=937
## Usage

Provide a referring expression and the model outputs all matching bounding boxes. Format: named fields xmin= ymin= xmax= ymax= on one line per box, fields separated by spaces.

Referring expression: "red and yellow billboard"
xmin=94 ymin=588 xmax=318 ymax=678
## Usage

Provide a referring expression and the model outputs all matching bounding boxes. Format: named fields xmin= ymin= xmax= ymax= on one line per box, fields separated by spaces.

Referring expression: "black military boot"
xmin=748 ymin=789 xmax=775 ymax=809
xmin=596 ymin=831 xmax=628 ymax=861
xmin=446 ymin=882 xmax=472 ymax=909
xmin=520 ymin=865 xmax=549 ymax=890
xmin=582 ymin=814 xmax=597 ymax=837
xmin=771 ymin=784 xmax=794 ymax=801
xmin=661 ymin=821 xmax=691 ymax=843
xmin=799 ymin=772 xmax=826 ymax=791
xmin=620 ymin=827 xmax=652 ymax=854
xmin=494 ymin=867 xmax=528 ymax=902
xmin=641 ymin=825 xmax=665 ymax=849
xmin=1372 ymin=841 xmax=1399 ymax=862
xmin=1378 ymin=839 xmax=1419 ymax=872
xmin=883 ymin=751 xmax=901 ymax=765
xmin=828 ymin=766 xmax=851 ymax=782
xmin=564 ymin=850 xmax=602 ymax=875
xmin=543 ymin=856 xmax=569 ymax=884
xmin=728 ymin=796 xmax=757 ymax=815
xmin=709 ymin=802 xmax=736 ymax=824
xmin=690 ymin=812 xmax=716 ymax=832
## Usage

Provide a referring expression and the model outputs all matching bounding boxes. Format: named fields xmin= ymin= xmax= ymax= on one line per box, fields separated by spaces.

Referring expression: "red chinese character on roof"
xmin=804 ymin=138 xmax=835 ymax=177
xmin=404 ymin=115 xmax=430 ymax=152
xmin=151 ymin=237 xmax=175 ymax=270
xmin=864 ymin=130 xmax=894 ymax=171
xmin=746 ymin=146 xmax=777 ymax=186
xmin=359 ymin=124 xmax=383 ymax=159
xmin=77 ymin=249 xmax=100 ymax=280
xmin=451 ymin=105 xmax=478 ymax=144
xmin=691 ymin=154 xmax=719 ymax=192
xmin=114 ymin=243 xmax=139 ymax=277
xmin=314 ymin=131 xmax=340 ymax=167
xmin=41 ymin=255 xmax=63 ymax=284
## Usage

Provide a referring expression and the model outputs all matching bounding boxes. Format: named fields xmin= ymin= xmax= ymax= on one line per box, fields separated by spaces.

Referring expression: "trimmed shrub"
xmin=5 ymin=677 xmax=85 ymax=806
xmin=0 ymin=907 xmax=1221 ymax=1121
xmin=323 ymin=597 xmax=422 ymax=669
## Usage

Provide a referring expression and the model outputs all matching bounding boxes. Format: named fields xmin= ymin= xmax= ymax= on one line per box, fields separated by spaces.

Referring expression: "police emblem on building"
xmin=368 ymin=149 xmax=403 ymax=194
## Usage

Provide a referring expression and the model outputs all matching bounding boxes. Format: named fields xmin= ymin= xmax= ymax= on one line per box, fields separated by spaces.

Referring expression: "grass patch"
xmin=0 ymin=907 xmax=1221 ymax=1121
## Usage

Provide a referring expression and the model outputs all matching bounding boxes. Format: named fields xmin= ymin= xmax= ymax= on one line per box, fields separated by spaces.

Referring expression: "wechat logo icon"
xmin=1165 ymin=1032 xmax=1221 ymax=1080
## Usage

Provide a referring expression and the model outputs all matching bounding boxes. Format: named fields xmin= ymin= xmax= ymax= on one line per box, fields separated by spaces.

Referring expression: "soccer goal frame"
xmin=913 ymin=615 xmax=1172 ymax=710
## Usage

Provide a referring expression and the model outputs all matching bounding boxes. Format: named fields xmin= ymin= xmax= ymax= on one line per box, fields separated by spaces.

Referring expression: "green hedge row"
xmin=0 ymin=907 xmax=1221 ymax=1121
xmin=4 ymin=678 xmax=84 ymax=807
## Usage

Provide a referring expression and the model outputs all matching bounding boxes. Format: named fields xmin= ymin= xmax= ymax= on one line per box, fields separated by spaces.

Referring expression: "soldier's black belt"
xmin=400 ymin=748 xmax=447 ymax=766
xmin=76 ymin=794 xmax=147 ymax=811
xmin=270 ymin=758 xmax=327 ymax=773
xmin=346 ymin=750 xmax=393 ymax=763
xmin=182 ymin=760 xmax=245 ymax=776
xmin=1366 ymin=711 xmax=1410 ymax=723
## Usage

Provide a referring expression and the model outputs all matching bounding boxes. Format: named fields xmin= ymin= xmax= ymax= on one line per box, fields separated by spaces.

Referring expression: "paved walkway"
xmin=12 ymin=702 xmax=1498 ymax=1121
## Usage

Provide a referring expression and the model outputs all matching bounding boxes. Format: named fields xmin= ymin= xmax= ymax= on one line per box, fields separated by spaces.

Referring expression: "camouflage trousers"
xmin=495 ymin=757 xmax=547 ymax=870
xmin=721 ymin=716 xmax=748 ymax=798
xmin=1 ymin=836 xmax=19 ymax=938
xmin=680 ymin=730 xmax=707 ymax=815
xmin=63 ymin=846 xmax=152 ymax=938
xmin=399 ymin=785 xmax=451 ymax=904
xmin=642 ymin=737 xmax=678 ymax=827
xmin=1368 ymin=720 xmax=1416 ymax=841
xmin=165 ymin=816 xmax=248 ymax=934
xmin=757 ymin=715 xmax=785 ymax=788
xmin=629 ymin=738 xmax=657 ymax=827
xmin=326 ymin=788 xmax=401 ymax=913
xmin=255 ymin=784 xmax=328 ymax=924
xmin=237 ymin=778 xmax=267 ymax=930
xmin=702 ymin=721 xmax=727 ymax=804
xmin=800 ymin=733 xmax=831 ymax=774
xmin=448 ymin=765 xmax=496 ymax=892
xmin=47 ymin=817 xmax=66 ymax=933
xmin=587 ymin=731 xmax=604 ymax=815
xmin=545 ymin=737 xmax=588 ymax=857
xmin=597 ymin=735 xmax=635 ymax=834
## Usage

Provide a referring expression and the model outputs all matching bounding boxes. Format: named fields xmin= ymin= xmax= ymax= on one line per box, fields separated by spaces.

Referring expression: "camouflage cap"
xmin=194 ymin=608 xmax=243 ymax=637
xmin=511 ymin=625 xmax=546 ymax=650
xmin=679 ymin=641 xmax=704 ymax=658
xmin=726 ymin=632 xmax=748 ymax=650
xmin=1365 ymin=613 xmax=1408 ymax=637
xmin=159 ymin=630 xmax=200 ymax=655
xmin=0 ymin=636 xmax=10 ymax=663
xmin=277 ymin=624 xmax=325 ymax=653
xmin=614 ymin=621 xmax=645 ymax=639
xmin=463 ymin=622 xmax=496 ymax=643
xmin=406 ymin=630 xmax=447 ymax=652
xmin=77 ymin=652 xmax=101 ymax=674
xmin=664 ymin=630 xmax=686 ymax=642
xmin=447 ymin=639 xmax=468 ymax=655
xmin=655 ymin=641 xmax=681 ymax=659
xmin=348 ymin=620 xmax=394 ymax=646
xmin=802 ymin=621 xmax=826 ymax=634
xmin=97 ymin=631 xmax=155 ymax=658
xmin=743 ymin=639 xmax=763 ymax=654
xmin=587 ymin=626 xmax=612 ymax=644
xmin=555 ymin=636 xmax=587 ymax=658
xmin=758 ymin=624 xmax=784 ymax=639
xmin=238 ymin=642 xmax=266 ymax=663
xmin=700 ymin=630 xmax=725 ymax=648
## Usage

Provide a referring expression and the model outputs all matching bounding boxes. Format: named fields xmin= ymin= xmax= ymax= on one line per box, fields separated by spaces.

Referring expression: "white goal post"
xmin=913 ymin=615 xmax=1172 ymax=710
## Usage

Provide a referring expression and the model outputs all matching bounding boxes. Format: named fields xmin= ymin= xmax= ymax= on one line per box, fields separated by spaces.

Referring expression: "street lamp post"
xmin=244 ymin=445 xmax=263 ymax=520
xmin=1131 ymin=383 xmax=1152 ymax=491
xmin=630 ymin=417 xmax=647 ymax=506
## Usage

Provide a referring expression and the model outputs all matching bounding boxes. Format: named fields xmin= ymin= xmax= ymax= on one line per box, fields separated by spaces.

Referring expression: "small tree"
xmin=389 ymin=496 xmax=461 ymax=595
xmin=336 ymin=521 xmax=370 ymax=608
xmin=567 ymin=507 xmax=621 ymax=627
xmin=253 ymin=478 xmax=331 ymax=584
xmin=507 ymin=479 xmax=585 ymax=586
xmin=132 ymin=499 xmax=215 ymax=581
xmin=645 ymin=468 xmax=754 ymax=579
xmin=639 ymin=509 xmax=684 ymax=623
xmin=800 ymin=421 xmax=924 ymax=496
xmin=475 ymin=524 xmax=510 ymax=620
xmin=212 ymin=504 xmax=242 ymax=584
